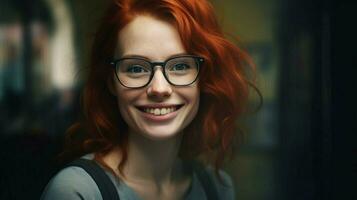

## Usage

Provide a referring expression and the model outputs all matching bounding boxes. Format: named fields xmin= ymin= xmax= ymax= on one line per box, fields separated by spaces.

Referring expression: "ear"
xmin=107 ymin=76 xmax=117 ymax=96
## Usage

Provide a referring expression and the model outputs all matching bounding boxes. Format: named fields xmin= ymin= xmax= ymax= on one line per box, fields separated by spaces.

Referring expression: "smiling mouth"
xmin=136 ymin=105 xmax=184 ymax=116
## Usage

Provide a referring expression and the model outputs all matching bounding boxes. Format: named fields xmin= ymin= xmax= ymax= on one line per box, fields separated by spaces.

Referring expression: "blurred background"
xmin=0 ymin=0 xmax=356 ymax=199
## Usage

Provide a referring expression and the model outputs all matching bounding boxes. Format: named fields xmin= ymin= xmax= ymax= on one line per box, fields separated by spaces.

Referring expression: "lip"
xmin=135 ymin=104 xmax=184 ymax=122
xmin=136 ymin=103 xmax=183 ymax=109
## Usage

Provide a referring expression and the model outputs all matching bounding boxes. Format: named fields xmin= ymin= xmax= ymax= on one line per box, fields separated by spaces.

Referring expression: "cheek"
xmin=114 ymin=81 xmax=138 ymax=103
xmin=115 ymin=90 xmax=140 ymax=129
xmin=116 ymin=94 xmax=128 ymax=119
xmin=115 ymin=85 xmax=146 ymax=118
xmin=192 ymin=91 xmax=200 ymax=117
xmin=184 ymin=86 xmax=200 ymax=117
xmin=115 ymin=87 xmax=136 ymax=116
xmin=191 ymin=84 xmax=200 ymax=105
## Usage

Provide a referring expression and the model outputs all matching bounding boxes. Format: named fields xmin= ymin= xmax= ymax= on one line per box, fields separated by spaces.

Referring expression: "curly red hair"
xmin=60 ymin=0 xmax=257 ymax=174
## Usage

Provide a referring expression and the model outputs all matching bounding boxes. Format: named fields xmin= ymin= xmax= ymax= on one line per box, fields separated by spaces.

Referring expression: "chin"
xmin=138 ymin=125 xmax=183 ymax=141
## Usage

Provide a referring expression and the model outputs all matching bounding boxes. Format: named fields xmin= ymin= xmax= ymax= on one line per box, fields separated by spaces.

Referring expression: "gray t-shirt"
xmin=41 ymin=154 xmax=235 ymax=200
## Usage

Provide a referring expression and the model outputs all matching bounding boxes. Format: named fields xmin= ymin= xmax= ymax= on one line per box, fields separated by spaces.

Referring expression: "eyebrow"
xmin=120 ymin=53 xmax=189 ymax=61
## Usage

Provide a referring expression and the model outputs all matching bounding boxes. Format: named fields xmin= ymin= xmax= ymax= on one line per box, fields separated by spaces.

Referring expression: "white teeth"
xmin=143 ymin=107 xmax=177 ymax=115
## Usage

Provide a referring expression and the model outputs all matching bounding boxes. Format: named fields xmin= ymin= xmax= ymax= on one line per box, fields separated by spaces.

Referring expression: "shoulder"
xmin=41 ymin=166 xmax=102 ymax=200
xmin=201 ymin=166 xmax=236 ymax=200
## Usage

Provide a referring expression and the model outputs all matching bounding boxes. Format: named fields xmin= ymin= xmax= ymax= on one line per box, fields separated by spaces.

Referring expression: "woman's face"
xmin=111 ymin=15 xmax=200 ymax=140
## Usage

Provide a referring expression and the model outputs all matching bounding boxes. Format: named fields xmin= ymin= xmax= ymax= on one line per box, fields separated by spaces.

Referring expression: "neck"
xmin=105 ymin=130 xmax=184 ymax=187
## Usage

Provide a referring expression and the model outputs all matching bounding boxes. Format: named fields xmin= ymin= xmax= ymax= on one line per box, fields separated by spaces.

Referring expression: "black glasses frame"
xmin=109 ymin=55 xmax=204 ymax=89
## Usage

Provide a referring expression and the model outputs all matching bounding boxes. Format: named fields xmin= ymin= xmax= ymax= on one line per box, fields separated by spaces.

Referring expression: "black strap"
xmin=192 ymin=162 xmax=219 ymax=200
xmin=67 ymin=158 xmax=120 ymax=200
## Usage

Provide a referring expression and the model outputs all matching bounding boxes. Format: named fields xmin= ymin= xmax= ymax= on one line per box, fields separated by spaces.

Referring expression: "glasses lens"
xmin=116 ymin=58 xmax=151 ymax=87
xmin=165 ymin=57 xmax=199 ymax=85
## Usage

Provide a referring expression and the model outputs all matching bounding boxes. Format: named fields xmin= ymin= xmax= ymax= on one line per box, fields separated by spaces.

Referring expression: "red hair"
xmin=60 ymin=0 xmax=258 ymax=174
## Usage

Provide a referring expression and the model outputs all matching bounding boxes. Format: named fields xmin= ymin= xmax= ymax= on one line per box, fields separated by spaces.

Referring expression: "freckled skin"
xmin=111 ymin=15 xmax=200 ymax=140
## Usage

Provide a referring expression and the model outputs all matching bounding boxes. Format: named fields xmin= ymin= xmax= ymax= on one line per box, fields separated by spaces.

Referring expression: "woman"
xmin=41 ymin=0 xmax=256 ymax=199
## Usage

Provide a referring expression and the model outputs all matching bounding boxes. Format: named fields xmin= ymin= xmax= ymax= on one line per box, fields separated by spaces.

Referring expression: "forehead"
xmin=117 ymin=15 xmax=186 ymax=61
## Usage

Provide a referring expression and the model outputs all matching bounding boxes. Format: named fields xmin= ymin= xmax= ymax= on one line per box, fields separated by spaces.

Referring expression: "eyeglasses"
xmin=109 ymin=55 xmax=204 ymax=88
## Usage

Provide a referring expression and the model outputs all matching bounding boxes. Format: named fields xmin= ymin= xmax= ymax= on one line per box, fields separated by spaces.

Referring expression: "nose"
xmin=147 ymin=68 xmax=172 ymax=100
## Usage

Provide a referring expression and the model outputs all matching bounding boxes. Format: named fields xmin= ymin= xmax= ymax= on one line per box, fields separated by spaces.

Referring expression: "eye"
xmin=170 ymin=63 xmax=190 ymax=71
xmin=126 ymin=65 xmax=149 ymax=73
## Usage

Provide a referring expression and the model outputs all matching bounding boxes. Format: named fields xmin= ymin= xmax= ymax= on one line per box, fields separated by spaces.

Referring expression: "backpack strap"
xmin=191 ymin=162 xmax=219 ymax=200
xmin=67 ymin=158 xmax=120 ymax=200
